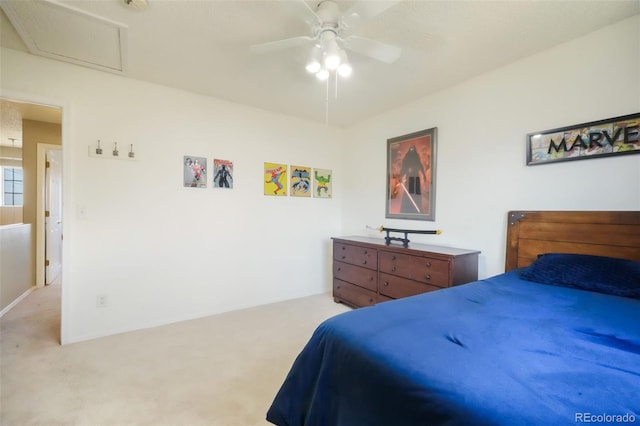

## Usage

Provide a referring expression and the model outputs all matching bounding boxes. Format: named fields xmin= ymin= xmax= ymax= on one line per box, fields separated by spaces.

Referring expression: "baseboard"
xmin=64 ymin=291 xmax=333 ymax=344
xmin=0 ymin=286 xmax=36 ymax=318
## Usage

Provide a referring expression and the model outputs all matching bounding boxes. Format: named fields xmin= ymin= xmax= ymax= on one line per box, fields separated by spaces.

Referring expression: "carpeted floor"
xmin=0 ymin=281 xmax=350 ymax=426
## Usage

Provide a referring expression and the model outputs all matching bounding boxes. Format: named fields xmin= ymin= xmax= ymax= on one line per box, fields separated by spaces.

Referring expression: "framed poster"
xmin=386 ymin=128 xmax=437 ymax=221
xmin=526 ymin=113 xmax=640 ymax=165
xmin=264 ymin=162 xmax=287 ymax=196
xmin=183 ymin=155 xmax=207 ymax=188
xmin=213 ymin=159 xmax=234 ymax=188
xmin=313 ymin=168 xmax=332 ymax=198
xmin=290 ymin=165 xmax=311 ymax=197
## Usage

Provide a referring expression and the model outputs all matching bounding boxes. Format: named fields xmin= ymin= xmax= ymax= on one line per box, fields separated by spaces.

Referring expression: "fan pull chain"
xmin=335 ymin=73 xmax=339 ymax=100
xmin=325 ymin=77 xmax=330 ymax=126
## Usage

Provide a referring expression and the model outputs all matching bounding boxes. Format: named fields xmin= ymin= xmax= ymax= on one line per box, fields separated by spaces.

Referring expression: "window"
xmin=2 ymin=167 xmax=23 ymax=206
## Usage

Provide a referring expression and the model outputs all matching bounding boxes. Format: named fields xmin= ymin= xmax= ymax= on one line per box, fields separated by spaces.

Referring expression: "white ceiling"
xmin=1 ymin=0 xmax=639 ymax=127
xmin=0 ymin=99 xmax=62 ymax=148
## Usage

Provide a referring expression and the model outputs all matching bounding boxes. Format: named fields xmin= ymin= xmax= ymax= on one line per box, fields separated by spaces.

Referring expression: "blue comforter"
xmin=267 ymin=271 xmax=640 ymax=425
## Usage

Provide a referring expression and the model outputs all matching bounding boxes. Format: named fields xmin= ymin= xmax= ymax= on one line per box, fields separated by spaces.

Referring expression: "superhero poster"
xmin=264 ymin=162 xmax=287 ymax=196
xmin=313 ymin=168 xmax=332 ymax=198
xmin=386 ymin=128 xmax=437 ymax=221
xmin=526 ymin=113 xmax=640 ymax=165
xmin=213 ymin=159 xmax=234 ymax=189
xmin=183 ymin=155 xmax=207 ymax=188
xmin=290 ymin=165 xmax=311 ymax=197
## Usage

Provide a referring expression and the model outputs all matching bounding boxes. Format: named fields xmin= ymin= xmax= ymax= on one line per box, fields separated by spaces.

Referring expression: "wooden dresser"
xmin=332 ymin=236 xmax=480 ymax=308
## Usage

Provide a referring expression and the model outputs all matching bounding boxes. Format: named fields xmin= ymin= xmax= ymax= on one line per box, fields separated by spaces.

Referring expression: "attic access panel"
xmin=1 ymin=0 xmax=127 ymax=74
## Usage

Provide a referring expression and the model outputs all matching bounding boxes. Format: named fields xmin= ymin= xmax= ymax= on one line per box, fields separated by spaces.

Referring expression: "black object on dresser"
xmin=332 ymin=236 xmax=480 ymax=308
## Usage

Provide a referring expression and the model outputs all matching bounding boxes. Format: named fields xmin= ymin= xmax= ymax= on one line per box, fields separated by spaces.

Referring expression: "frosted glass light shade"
xmin=315 ymin=68 xmax=330 ymax=80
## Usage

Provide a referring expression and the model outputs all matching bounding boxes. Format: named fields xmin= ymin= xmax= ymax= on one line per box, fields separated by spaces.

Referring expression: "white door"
xmin=45 ymin=148 xmax=62 ymax=285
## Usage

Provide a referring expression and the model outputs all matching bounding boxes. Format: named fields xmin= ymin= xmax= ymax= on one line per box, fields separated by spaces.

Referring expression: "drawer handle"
xmin=392 ymin=266 xmax=396 ymax=272
xmin=426 ymin=261 xmax=432 ymax=267
xmin=342 ymin=246 xmax=345 ymax=250
xmin=425 ymin=274 xmax=432 ymax=280
xmin=370 ymin=276 xmax=374 ymax=281
xmin=384 ymin=281 xmax=389 ymax=286
xmin=363 ymin=260 xmax=367 ymax=265
xmin=337 ymin=285 xmax=341 ymax=289
xmin=392 ymin=255 xmax=396 ymax=260
xmin=341 ymin=255 xmax=346 ymax=259
xmin=337 ymin=267 xmax=341 ymax=271
xmin=364 ymin=250 xmax=368 ymax=254
xmin=369 ymin=298 xmax=374 ymax=303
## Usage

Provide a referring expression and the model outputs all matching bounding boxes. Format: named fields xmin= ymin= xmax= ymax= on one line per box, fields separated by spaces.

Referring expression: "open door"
xmin=45 ymin=148 xmax=62 ymax=285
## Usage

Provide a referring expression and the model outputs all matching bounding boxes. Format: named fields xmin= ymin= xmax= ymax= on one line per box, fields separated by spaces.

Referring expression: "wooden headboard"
xmin=505 ymin=211 xmax=640 ymax=271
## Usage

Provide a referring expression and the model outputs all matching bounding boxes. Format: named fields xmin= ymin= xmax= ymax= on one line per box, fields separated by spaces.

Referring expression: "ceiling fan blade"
xmin=343 ymin=35 xmax=402 ymax=63
xmin=341 ymin=0 xmax=401 ymax=29
xmin=279 ymin=0 xmax=321 ymax=26
xmin=250 ymin=36 xmax=312 ymax=54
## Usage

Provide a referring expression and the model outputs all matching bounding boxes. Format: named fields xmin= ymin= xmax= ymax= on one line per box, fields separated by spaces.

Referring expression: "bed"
xmin=266 ymin=211 xmax=640 ymax=425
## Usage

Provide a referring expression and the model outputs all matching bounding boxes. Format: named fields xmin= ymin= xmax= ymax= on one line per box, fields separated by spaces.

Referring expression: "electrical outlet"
xmin=96 ymin=294 xmax=108 ymax=308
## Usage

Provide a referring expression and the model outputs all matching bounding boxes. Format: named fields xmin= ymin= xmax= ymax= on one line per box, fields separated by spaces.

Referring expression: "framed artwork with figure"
xmin=183 ymin=155 xmax=207 ymax=188
xmin=386 ymin=128 xmax=437 ymax=221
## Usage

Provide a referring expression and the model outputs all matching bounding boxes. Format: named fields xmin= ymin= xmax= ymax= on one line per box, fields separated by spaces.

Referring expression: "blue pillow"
xmin=520 ymin=253 xmax=640 ymax=299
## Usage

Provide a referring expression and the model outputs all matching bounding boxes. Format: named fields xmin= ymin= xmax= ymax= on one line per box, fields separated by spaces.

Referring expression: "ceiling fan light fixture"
xmin=305 ymin=46 xmax=323 ymax=73
xmin=337 ymin=62 xmax=352 ymax=78
xmin=306 ymin=60 xmax=322 ymax=74
xmin=315 ymin=68 xmax=330 ymax=81
xmin=337 ymin=50 xmax=352 ymax=77
xmin=250 ymin=0 xmax=403 ymax=90
xmin=324 ymin=53 xmax=341 ymax=70
xmin=323 ymin=40 xmax=341 ymax=70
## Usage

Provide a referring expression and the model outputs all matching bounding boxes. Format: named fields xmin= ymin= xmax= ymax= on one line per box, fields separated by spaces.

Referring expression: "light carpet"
xmin=0 ymin=282 xmax=350 ymax=426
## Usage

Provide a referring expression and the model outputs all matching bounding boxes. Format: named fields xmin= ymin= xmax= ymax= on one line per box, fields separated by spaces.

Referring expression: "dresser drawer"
xmin=379 ymin=273 xmax=441 ymax=299
xmin=332 ymin=236 xmax=479 ymax=308
xmin=334 ymin=243 xmax=377 ymax=270
xmin=377 ymin=294 xmax=394 ymax=304
xmin=333 ymin=260 xmax=377 ymax=291
xmin=379 ymin=251 xmax=450 ymax=287
xmin=333 ymin=279 xmax=377 ymax=307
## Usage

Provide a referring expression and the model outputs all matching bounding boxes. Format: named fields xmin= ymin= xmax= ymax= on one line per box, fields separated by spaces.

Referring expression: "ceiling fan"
xmin=250 ymin=0 xmax=402 ymax=79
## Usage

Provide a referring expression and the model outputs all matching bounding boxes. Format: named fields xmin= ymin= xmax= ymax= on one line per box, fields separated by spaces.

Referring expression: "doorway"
xmin=1 ymin=96 xmax=63 ymax=340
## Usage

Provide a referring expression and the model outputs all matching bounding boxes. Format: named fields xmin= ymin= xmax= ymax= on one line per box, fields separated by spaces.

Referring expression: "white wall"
xmin=0 ymin=224 xmax=34 ymax=313
xmin=1 ymin=48 xmax=343 ymax=343
xmin=342 ymin=15 xmax=640 ymax=278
